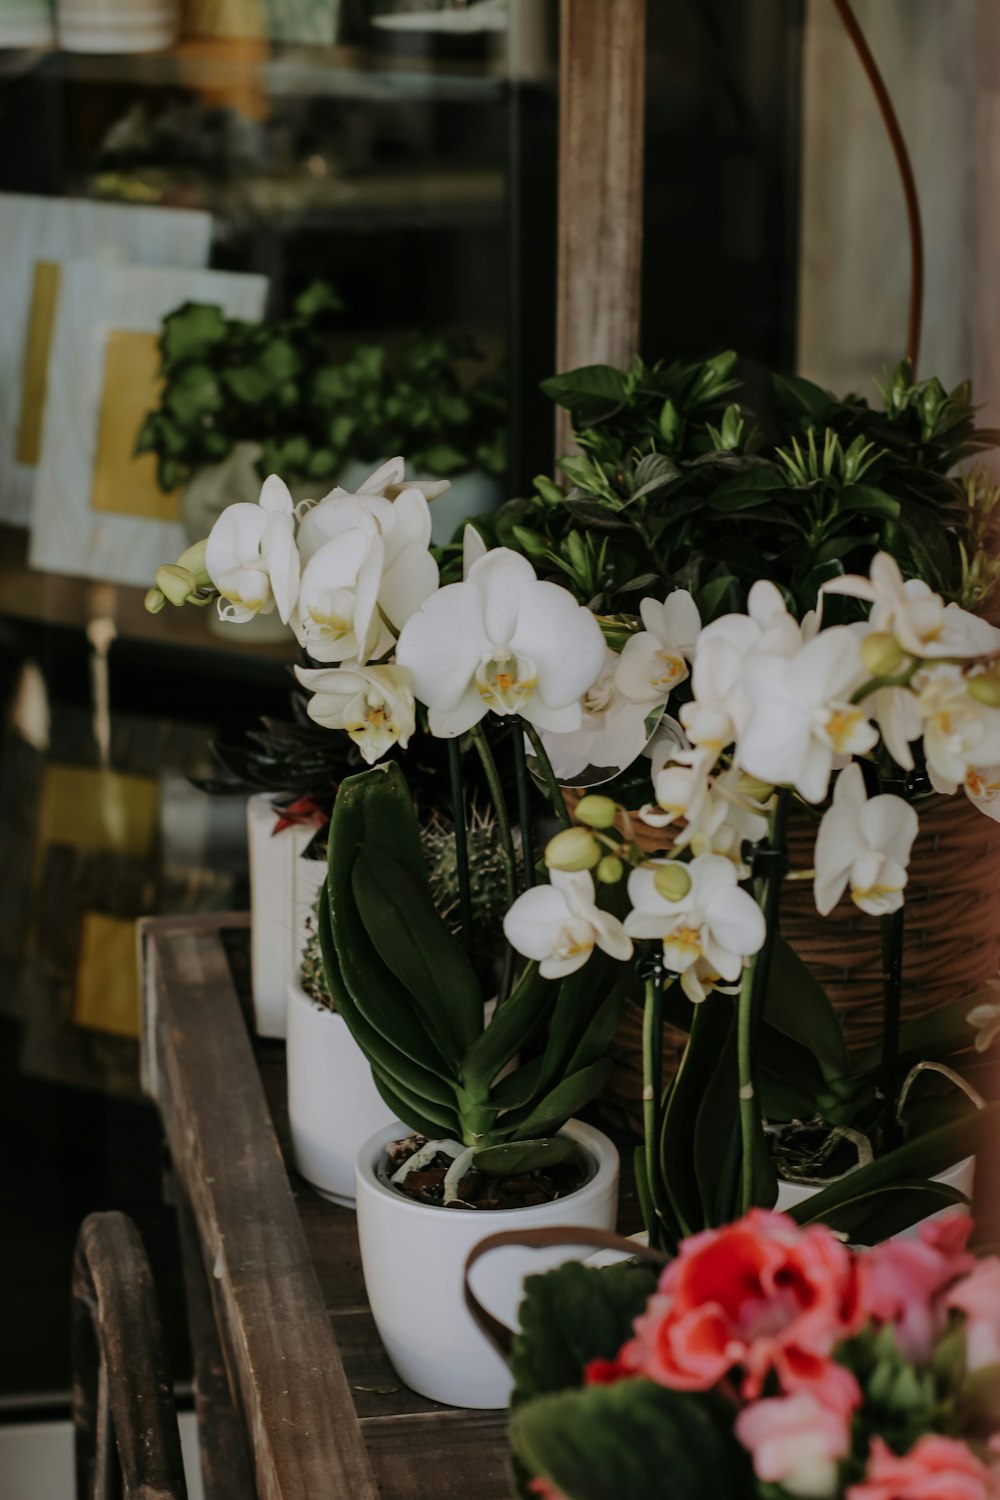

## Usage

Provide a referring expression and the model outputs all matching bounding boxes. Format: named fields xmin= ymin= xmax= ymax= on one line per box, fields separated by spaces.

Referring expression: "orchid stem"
xmin=642 ymin=970 xmax=666 ymax=1252
xmin=522 ymin=719 xmax=571 ymax=829
xmin=471 ymin=721 xmax=517 ymax=1002
xmin=447 ymin=738 xmax=474 ymax=959
xmin=737 ymin=951 xmax=761 ymax=1218
xmin=511 ymin=726 xmax=535 ymax=889
xmin=879 ymin=907 xmax=905 ymax=1151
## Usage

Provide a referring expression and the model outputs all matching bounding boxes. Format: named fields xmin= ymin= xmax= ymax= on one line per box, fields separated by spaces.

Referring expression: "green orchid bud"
xmin=968 ymin=673 xmax=1000 ymax=707
xmin=575 ymin=794 xmax=619 ymax=830
xmin=156 ymin=564 xmax=197 ymax=606
xmin=653 ymin=864 xmax=692 ymax=902
xmin=860 ymin=631 xmax=906 ymax=677
xmin=596 ymin=855 xmax=624 ymax=884
xmin=735 ymin=773 xmax=773 ymax=804
xmin=144 ymin=587 xmax=167 ymax=615
xmin=176 ymin=539 xmax=210 ymax=585
xmin=545 ymin=827 xmax=601 ymax=872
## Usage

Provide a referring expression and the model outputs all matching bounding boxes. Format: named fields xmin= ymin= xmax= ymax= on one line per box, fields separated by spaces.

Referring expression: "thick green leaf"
xmin=795 ymin=1179 xmax=969 ymax=1244
xmin=659 ymin=993 xmax=732 ymax=1237
xmin=511 ymin=1258 xmax=658 ymax=1407
xmin=473 ymin=1138 xmax=583 ymax=1177
xmin=762 ymin=934 xmax=851 ymax=1082
xmin=352 ymin=846 xmax=483 ymax=1067
xmin=490 ymin=1056 xmax=546 ymax=1112
xmin=837 ymin=484 xmax=901 ymax=520
xmin=510 ymin=1060 xmax=613 ymax=1141
xmin=772 ymin=371 xmax=833 ymax=424
xmin=370 ymin=1066 xmax=459 ymax=1140
xmin=564 ymin=978 xmax=631 ymax=1076
xmin=461 ymin=962 xmax=554 ymax=1090
xmin=541 ymin=364 xmax=628 ymax=417
xmin=511 ymin=1381 xmax=746 ymax=1500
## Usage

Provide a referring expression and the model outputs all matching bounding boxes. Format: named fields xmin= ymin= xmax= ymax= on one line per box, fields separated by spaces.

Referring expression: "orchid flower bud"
xmin=176 ymin=539 xmax=210 ymax=586
xmin=156 ymin=564 xmax=197 ymax=606
xmin=653 ymin=863 xmax=692 ymax=902
xmin=545 ymin=827 xmax=601 ymax=872
xmin=596 ymin=855 xmax=624 ymax=884
xmin=968 ymin=673 xmax=1000 ymax=707
xmin=574 ymin=794 xmax=619 ymax=830
xmin=860 ymin=631 xmax=906 ymax=677
xmin=144 ymin=587 xmax=167 ymax=615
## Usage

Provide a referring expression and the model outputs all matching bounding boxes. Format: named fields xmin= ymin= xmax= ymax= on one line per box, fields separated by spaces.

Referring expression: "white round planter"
xmin=0 ymin=0 xmax=54 ymax=44
xmin=58 ymin=0 xmax=176 ymax=49
xmin=247 ymin=794 xmax=327 ymax=1039
xmin=775 ymin=1155 xmax=975 ymax=1241
xmin=286 ymin=978 xmax=399 ymax=1206
xmin=355 ymin=1118 xmax=619 ymax=1409
xmin=338 ymin=459 xmax=503 ymax=547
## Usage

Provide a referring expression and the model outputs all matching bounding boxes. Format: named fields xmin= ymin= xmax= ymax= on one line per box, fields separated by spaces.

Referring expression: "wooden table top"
xmin=139 ymin=912 xmax=516 ymax=1500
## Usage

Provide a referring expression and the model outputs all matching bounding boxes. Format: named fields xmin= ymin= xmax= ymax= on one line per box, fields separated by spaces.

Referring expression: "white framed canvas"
xmin=0 ymin=193 xmax=214 ymax=527
xmin=29 ymin=260 xmax=268 ymax=587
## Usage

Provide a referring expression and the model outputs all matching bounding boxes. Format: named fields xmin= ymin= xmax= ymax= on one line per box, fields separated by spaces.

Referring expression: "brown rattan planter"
xmin=568 ymin=789 xmax=1000 ymax=1136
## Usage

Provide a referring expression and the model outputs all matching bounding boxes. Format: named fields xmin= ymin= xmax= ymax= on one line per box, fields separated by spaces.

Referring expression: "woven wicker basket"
xmin=567 ymin=789 xmax=1000 ymax=1136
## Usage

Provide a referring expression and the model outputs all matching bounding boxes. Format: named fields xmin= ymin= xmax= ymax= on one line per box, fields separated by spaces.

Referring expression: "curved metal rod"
xmin=72 ymin=1211 xmax=188 ymax=1500
xmin=831 ymin=0 xmax=924 ymax=372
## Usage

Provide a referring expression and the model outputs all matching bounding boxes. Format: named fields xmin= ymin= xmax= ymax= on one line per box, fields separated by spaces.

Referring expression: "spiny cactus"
xmin=299 ymin=802 xmax=510 ymax=1010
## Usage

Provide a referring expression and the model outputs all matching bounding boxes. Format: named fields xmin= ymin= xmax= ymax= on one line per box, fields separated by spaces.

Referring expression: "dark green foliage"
xmin=137 ymin=283 xmax=506 ymax=491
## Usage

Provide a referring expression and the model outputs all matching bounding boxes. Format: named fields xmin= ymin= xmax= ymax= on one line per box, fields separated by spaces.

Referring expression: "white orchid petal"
xmin=258 ymin=473 xmax=294 ymax=515
xmin=396 ymin=582 xmax=489 ymax=709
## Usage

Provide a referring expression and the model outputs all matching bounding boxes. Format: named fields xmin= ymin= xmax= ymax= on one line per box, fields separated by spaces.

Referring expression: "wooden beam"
xmin=556 ymin=0 xmax=646 ymax=456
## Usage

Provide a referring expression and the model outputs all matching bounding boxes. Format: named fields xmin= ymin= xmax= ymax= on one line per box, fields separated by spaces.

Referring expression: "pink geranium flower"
xmin=619 ymin=1209 xmax=864 ymax=1403
xmin=947 ymin=1256 xmax=1000 ymax=1373
xmin=863 ymin=1213 xmax=975 ymax=1361
xmin=736 ymin=1389 xmax=853 ymax=1498
xmin=847 ymin=1435 xmax=1000 ymax=1500
xmin=528 ymin=1480 xmax=568 ymax=1500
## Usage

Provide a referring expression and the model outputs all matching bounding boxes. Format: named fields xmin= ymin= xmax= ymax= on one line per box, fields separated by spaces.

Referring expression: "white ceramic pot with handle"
xmin=355 ymin=1118 xmax=619 ymax=1409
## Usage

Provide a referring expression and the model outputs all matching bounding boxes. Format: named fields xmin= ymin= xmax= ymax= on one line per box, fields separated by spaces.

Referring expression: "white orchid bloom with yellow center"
xmin=737 ymin=626 xmax=875 ymax=803
xmin=813 ymin=762 xmax=918 ymax=917
xmin=539 ymin=648 xmax=656 ymax=785
xmin=205 ymin=474 xmax=300 ymax=625
xmin=915 ymin=665 xmax=1000 ymax=787
xmin=963 ymin=764 xmax=1000 ymax=820
xmin=503 ymin=868 xmax=632 ymax=980
xmin=623 ymin=852 xmax=766 ymax=1003
xmin=641 ymin=763 xmax=768 ymax=875
xmin=615 ymin=590 xmax=701 ymax=706
xmin=823 ymin=552 xmax=1000 ymax=660
xmin=295 ymin=662 xmax=415 ymax=765
xmin=395 ymin=548 xmax=606 ymax=738
xmin=291 ymin=524 xmax=394 ymax=666
xmin=640 ymin=752 xmax=715 ymax=834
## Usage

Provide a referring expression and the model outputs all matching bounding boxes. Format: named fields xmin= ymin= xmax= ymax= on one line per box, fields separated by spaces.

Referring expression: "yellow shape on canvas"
xmin=17 ymin=260 xmax=61 ymax=467
xmin=91 ymin=329 xmax=181 ymax=522
xmin=37 ymin=764 xmax=159 ymax=860
xmin=73 ymin=911 xmax=141 ymax=1038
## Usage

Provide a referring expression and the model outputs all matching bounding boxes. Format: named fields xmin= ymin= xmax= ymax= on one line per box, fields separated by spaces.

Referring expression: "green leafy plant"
xmin=461 ymin=355 xmax=1000 ymax=619
xmin=319 ymin=761 xmax=632 ymax=1175
xmin=136 ymin=281 xmax=506 ymax=492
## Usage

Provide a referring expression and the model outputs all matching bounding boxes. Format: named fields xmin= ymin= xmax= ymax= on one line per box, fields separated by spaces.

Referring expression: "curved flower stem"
xmin=738 ymin=787 xmax=791 ymax=1215
xmin=878 ymin=906 xmax=905 ymax=1150
xmin=521 ymin=719 xmax=572 ymax=830
xmin=851 ymin=660 xmax=920 ymax=704
xmin=642 ymin=969 xmax=666 ymax=1252
xmin=447 ymin=738 xmax=475 ymax=959
xmin=511 ymin=727 xmax=536 ymax=888
xmin=471 ymin=722 xmax=518 ymax=1002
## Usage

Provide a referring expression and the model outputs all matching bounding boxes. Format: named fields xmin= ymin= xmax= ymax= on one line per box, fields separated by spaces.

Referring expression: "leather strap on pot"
xmin=463 ymin=1226 xmax=668 ymax=1360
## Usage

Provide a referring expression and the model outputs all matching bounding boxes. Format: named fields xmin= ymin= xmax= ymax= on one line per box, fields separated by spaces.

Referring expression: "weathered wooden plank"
xmin=142 ymin=919 xmax=381 ymax=1500
xmin=361 ymin=1412 xmax=511 ymax=1500
xmin=556 ymin=0 xmax=646 ymax=454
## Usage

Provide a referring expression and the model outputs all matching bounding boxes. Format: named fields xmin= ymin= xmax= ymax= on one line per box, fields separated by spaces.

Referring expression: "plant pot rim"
xmin=287 ymin=974 xmax=337 ymax=1016
xmin=355 ymin=1118 xmax=619 ymax=1222
xmin=775 ymin=1152 xmax=975 ymax=1194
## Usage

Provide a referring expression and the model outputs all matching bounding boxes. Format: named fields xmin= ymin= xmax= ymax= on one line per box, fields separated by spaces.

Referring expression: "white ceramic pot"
xmin=0 ymin=0 xmax=54 ymax=44
xmin=247 ymin=794 xmax=326 ymax=1039
xmin=58 ymin=0 xmax=176 ymax=49
xmin=775 ymin=1155 xmax=975 ymax=1241
xmin=286 ymin=978 xmax=399 ymax=1206
xmin=355 ymin=1118 xmax=619 ymax=1408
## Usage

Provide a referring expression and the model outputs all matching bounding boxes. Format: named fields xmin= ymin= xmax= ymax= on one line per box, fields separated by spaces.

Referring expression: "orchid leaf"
xmin=794 ymin=1179 xmax=969 ymax=1244
xmin=510 ymin=1061 xmax=613 ymax=1141
xmin=461 ymin=962 xmax=553 ymax=1090
xmin=473 ymin=1138 xmax=583 ymax=1177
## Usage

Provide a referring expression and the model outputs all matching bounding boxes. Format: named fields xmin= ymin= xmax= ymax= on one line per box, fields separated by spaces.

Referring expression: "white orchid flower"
xmin=737 ymin=627 xmax=875 ymax=803
xmin=915 ymin=666 xmax=1000 ymax=787
xmin=295 ymin=662 xmax=415 ymax=765
xmin=640 ymin=752 xmax=715 ymax=834
xmin=615 ymin=590 xmax=701 ymax=705
xmin=641 ymin=763 xmax=768 ymax=876
xmin=963 ymin=764 xmax=1000 ymax=820
xmin=539 ymin=648 xmax=655 ymax=785
xmin=967 ymin=999 xmax=1000 ymax=1053
xmin=291 ymin=528 xmax=394 ymax=665
xmin=502 ymin=868 xmax=632 ymax=979
xmin=813 ymin=762 xmax=918 ymax=917
xmin=205 ymin=474 xmax=300 ymax=625
xmin=823 ymin=552 xmax=1000 ymax=660
xmin=395 ymin=548 xmax=606 ymax=738
xmin=462 ymin=523 xmax=488 ymax=577
xmin=623 ymin=852 xmax=766 ymax=1003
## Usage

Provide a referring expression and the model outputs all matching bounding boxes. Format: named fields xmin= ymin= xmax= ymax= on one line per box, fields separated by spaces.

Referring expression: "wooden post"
xmin=556 ymin=0 xmax=646 ymax=456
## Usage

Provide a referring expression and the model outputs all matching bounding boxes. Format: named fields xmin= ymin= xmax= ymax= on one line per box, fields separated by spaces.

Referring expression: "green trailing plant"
xmin=319 ymin=761 xmax=633 ymax=1177
xmin=457 ymin=355 xmax=1000 ymax=619
xmin=136 ymin=281 xmax=507 ymax=493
